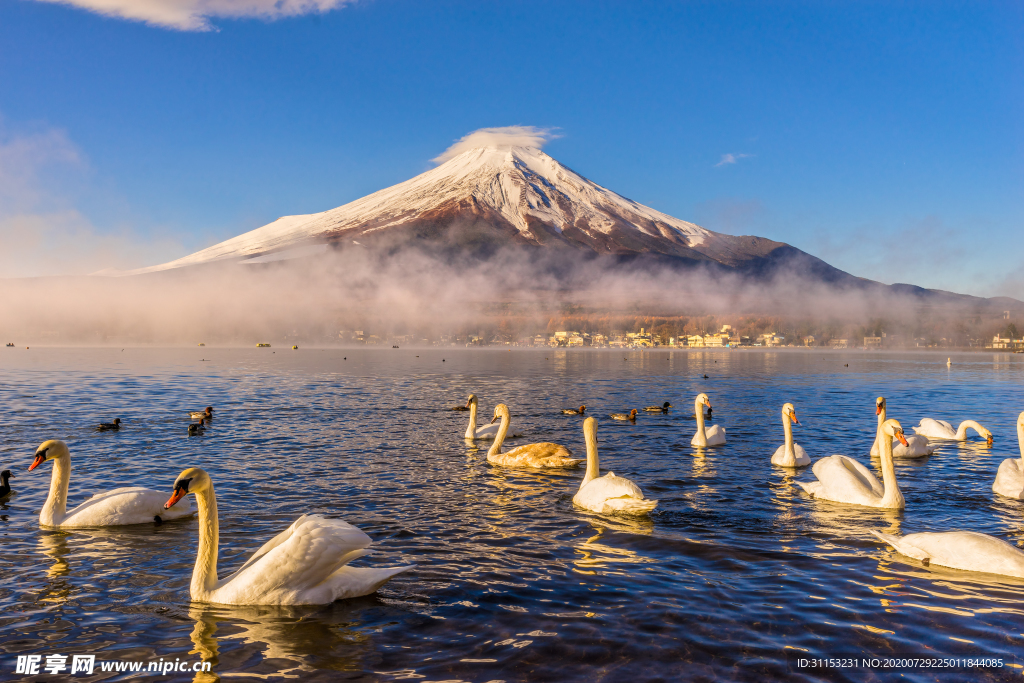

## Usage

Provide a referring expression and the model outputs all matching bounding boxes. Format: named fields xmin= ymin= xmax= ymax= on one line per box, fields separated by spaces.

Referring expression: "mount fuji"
xmin=136 ymin=142 xmax=850 ymax=283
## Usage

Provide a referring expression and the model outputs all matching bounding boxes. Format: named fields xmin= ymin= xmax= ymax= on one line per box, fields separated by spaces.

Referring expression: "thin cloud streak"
xmin=29 ymin=0 xmax=356 ymax=31
xmin=715 ymin=153 xmax=752 ymax=167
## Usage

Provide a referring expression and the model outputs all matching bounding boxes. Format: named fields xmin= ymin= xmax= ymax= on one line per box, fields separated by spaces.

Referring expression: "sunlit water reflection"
xmin=1 ymin=348 xmax=1023 ymax=681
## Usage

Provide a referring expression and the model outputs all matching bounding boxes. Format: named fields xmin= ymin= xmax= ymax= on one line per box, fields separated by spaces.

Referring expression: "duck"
xmin=0 ymin=469 xmax=13 ymax=500
xmin=463 ymin=394 xmax=501 ymax=440
xmin=486 ymin=404 xmax=580 ymax=468
xmin=871 ymin=398 xmax=934 ymax=458
xmin=771 ymin=403 xmax=810 ymax=467
xmin=871 ymin=529 xmax=1024 ymax=578
xmin=28 ymin=440 xmax=194 ymax=527
xmin=189 ymin=406 xmax=214 ymax=420
xmin=97 ymin=418 xmax=121 ymax=431
xmin=797 ymin=419 xmax=908 ymax=509
xmin=644 ymin=402 xmax=672 ymax=413
xmin=610 ymin=409 xmax=638 ymax=422
xmin=691 ymin=393 xmax=726 ymax=447
xmin=572 ymin=418 xmax=657 ymax=515
xmin=188 ymin=419 xmax=207 ymax=436
xmin=561 ymin=405 xmax=586 ymax=415
xmin=913 ymin=417 xmax=993 ymax=444
xmin=450 ymin=404 xmax=469 ymax=412
xmin=992 ymin=411 xmax=1024 ymax=499
xmin=165 ymin=467 xmax=412 ymax=605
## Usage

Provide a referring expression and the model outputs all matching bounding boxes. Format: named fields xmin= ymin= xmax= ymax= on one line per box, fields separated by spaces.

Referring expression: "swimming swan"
xmin=486 ymin=404 xmax=580 ymax=468
xmin=464 ymin=394 xmax=500 ymax=440
xmin=871 ymin=529 xmax=1024 ymax=578
xmin=913 ymin=417 xmax=993 ymax=444
xmin=28 ymin=440 xmax=194 ymax=527
xmin=771 ymin=403 xmax=810 ymax=467
xmin=992 ymin=411 xmax=1024 ymax=499
xmin=871 ymin=397 xmax=934 ymax=458
xmin=573 ymin=417 xmax=657 ymax=515
xmin=691 ymin=393 xmax=726 ymax=447
xmin=165 ymin=468 xmax=412 ymax=605
xmin=797 ymin=419 xmax=908 ymax=509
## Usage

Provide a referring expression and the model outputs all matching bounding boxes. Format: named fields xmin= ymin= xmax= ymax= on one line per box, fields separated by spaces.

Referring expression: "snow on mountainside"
xmin=134 ymin=139 xmax=849 ymax=284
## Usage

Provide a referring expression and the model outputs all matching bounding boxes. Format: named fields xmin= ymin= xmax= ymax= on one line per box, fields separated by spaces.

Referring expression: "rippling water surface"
xmin=2 ymin=348 xmax=1023 ymax=682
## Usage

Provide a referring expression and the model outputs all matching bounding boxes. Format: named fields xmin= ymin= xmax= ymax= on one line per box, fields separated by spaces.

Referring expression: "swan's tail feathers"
xmin=796 ymin=481 xmax=820 ymax=497
xmin=326 ymin=564 xmax=415 ymax=600
xmin=604 ymin=497 xmax=659 ymax=515
xmin=870 ymin=530 xmax=931 ymax=562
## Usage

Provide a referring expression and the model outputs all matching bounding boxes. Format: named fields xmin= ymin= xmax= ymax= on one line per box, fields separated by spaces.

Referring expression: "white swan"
xmin=993 ymin=411 xmax=1024 ymax=499
xmin=28 ymin=440 xmax=194 ymax=527
xmin=486 ymin=404 xmax=580 ymax=468
xmin=573 ymin=417 xmax=657 ymax=515
xmin=165 ymin=467 xmax=412 ymax=605
xmin=914 ymin=417 xmax=993 ymax=444
xmin=870 ymin=397 xmax=934 ymax=458
xmin=872 ymin=529 xmax=1024 ymax=578
xmin=463 ymin=394 xmax=500 ymax=440
xmin=797 ymin=419 xmax=908 ymax=509
xmin=771 ymin=403 xmax=810 ymax=467
xmin=691 ymin=393 xmax=726 ymax=447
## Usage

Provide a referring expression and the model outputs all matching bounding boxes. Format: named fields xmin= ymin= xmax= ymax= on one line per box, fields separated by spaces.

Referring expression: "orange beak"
xmin=165 ymin=488 xmax=187 ymax=509
xmin=28 ymin=454 xmax=45 ymax=471
xmin=987 ymin=436 xmax=993 ymax=446
xmin=896 ymin=431 xmax=909 ymax=447
xmin=875 ymin=405 xmax=882 ymax=415
xmin=490 ymin=415 xmax=499 ymax=424
xmin=791 ymin=413 xmax=799 ymax=425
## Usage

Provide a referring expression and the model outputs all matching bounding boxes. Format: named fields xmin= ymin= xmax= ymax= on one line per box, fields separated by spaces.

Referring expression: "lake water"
xmin=1 ymin=347 xmax=1023 ymax=682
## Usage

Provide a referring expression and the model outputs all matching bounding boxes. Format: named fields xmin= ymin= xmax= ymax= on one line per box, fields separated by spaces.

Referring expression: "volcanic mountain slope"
xmin=138 ymin=145 xmax=851 ymax=282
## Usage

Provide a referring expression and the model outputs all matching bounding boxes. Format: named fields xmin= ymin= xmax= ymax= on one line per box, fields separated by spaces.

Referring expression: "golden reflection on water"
xmin=572 ymin=523 xmax=653 ymax=575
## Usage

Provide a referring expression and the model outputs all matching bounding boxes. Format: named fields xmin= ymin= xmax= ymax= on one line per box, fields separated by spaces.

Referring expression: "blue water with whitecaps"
xmin=1 ymin=347 xmax=1023 ymax=682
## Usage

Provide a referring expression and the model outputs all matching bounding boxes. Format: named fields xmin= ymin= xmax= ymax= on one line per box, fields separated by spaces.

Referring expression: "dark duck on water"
xmin=97 ymin=418 xmax=121 ymax=431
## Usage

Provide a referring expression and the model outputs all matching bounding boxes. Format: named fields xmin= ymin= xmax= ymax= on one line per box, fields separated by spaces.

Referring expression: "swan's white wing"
xmin=473 ymin=422 xmax=500 ymax=439
xmin=873 ymin=530 xmax=1024 ymax=578
xmin=705 ymin=424 xmax=727 ymax=445
xmin=61 ymin=487 xmax=195 ymax=527
xmin=213 ymin=515 xmax=380 ymax=605
xmin=914 ymin=418 xmax=955 ymax=439
xmin=771 ymin=443 xmax=810 ymax=467
xmin=893 ymin=435 xmax=934 ymax=458
xmin=993 ymin=459 xmax=1024 ymax=499
xmin=804 ymin=455 xmax=882 ymax=505
xmin=573 ymin=474 xmax=656 ymax=515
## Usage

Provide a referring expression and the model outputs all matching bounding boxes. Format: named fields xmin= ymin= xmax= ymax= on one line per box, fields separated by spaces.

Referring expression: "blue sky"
xmin=0 ymin=0 xmax=1021 ymax=296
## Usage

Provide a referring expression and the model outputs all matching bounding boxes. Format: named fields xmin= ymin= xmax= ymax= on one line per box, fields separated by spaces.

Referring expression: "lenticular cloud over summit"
xmin=432 ymin=126 xmax=560 ymax=164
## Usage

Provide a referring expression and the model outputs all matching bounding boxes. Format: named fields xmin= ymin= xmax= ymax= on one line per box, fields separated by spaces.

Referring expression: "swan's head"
xmin=29 ymin=440 xmax=69 ymax=471
xmin=1018 ymin=412 xmax=1024 ymax=429
xmin=490 ymin=403 xmax=510 ymax=424
xmin=465 ymin=394 xmax=478 ymax=408
xmin=978 ymin=425 xmax=993 ymax=444
xmin=875 ymin=397 xmax=885 ymax=415
xmin=881 ymin=419 xmax=909 ymax=447
xmin=165 ymin=467 xmax=211 ymax=508
xmin=584 ymin=416 xmax=597 ymax=437
xmin=696 ymin=393 xmax=711 ymax=409
xmin=782 ymin=403 xmax=798 ymax=424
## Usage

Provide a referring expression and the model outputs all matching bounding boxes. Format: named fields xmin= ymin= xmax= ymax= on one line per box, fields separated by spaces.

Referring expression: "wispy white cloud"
xmin=715 ymin=152 xmax=753 ymax=167
xmin=0 ymin=120 xmax=181 ymax=277
xmin=433 ymin=126 xmax=560 ymax=164
xmin=29 ymin=0 xmax=355 ymax=31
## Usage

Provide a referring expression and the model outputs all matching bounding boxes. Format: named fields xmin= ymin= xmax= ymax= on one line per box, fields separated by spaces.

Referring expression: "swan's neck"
xmin=40 ymin=454 xmax=71 ymax=526
xmin=694 ymin=400 xmax=707 ymax=447
xmin=956 ymin=420 xmax=983 ymax=439
xmin=783 ymin=415 xmax=794 ymax=460
xmin=581 ymin=428 xmax=599 ymax=488
xmin=1017 ymin=423 xmax=1024 ymax=467
xmin=192 ymin=486 xmax=220 ymax=598
xmin=871 ymin=405 xmax=886 ymax=454
xmin=487 ymin=413 xmax=509 ymax=457
xmin=465 ymin=401 xmax=478 ymax=439
xmin=878 ymin=435 xmax=904 ymax=508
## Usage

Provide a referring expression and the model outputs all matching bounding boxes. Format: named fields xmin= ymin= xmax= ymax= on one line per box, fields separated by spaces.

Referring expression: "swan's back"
xmin=993 ymin=459 xmax=1024 ymax=499
xmin=892 ymin=435 xmax=934 ymax=458
xmin=472 ymin=422 xmax=501 ymax=439
xmin=212 ymin=514 xmax=411 ymax=605
xmin=574 ymin=474 xmax=656 ymax=515
xmin=488 ymin=442 xmax=579 ymax=468
xmin=771 ymin=443 xmax=810 ymax=467
xmin=705 ymin=424 xmax=727 ymax=445
xmin=60 ymin=487 xmax=195 ymax=527
xmin=914 ymin=418 xmax=955 ymax=438
xmin=804 ymin=455 xmax=882 ymax=504
xmin=874 ymin=530 xmax=1024 ymax=578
